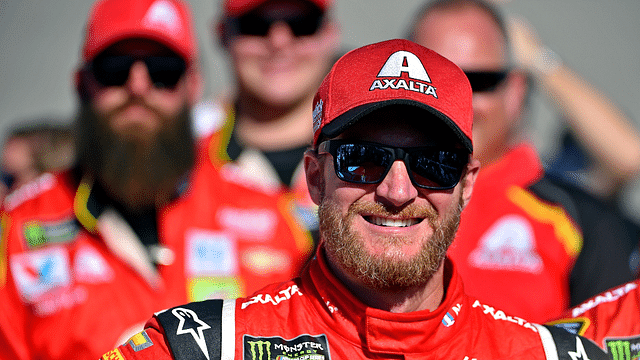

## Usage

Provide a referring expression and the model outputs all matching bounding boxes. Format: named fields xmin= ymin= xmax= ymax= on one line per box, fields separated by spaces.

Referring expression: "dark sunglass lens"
xmin=92 ymin=55 xmax=134 ymax=86
xmin=287 ymin=13 xmax=322 ymax=36
xmin=409 ymin=149 xmax=466 ymax=189
xmin=144 ymin=56 xmax=186 ymax=89
xmin=465 ymin=71 xmax=507 ymax=93
xmin=335 ymin=143 xmax=391 ymax=183
xmin=236 ymin=15 xmax=271 ymax=36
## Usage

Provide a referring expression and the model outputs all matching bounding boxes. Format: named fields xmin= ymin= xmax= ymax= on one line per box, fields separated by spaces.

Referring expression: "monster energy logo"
xmin=247 ymin=340 xmax=272 ymax=360
xmin=243 ymin=334 xmax=331 ymax=360
xmin=605 ymin=338 xmax=640 ymax=360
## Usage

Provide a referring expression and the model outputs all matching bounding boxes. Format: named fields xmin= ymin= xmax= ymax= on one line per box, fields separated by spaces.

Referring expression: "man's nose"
xmin=125 ymin=61 xmax=153 ymax=95
xmin=375 ymin=160 xmax=418 ymax=208
xmin=267 ymin=21 xmax=296 ymax=48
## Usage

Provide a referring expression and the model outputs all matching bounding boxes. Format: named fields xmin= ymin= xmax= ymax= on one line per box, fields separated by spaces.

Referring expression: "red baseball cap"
xmin=223 ymin=0 xmax=333 ymax=17
xmin=312 ymin=39 xmax=473 ymax=152
xmin=82 ymin=0 xmax=199 ymax=64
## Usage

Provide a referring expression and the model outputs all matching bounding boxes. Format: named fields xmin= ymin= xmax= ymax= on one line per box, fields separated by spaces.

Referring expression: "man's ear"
xmin=460 ymin=157 xmax=480 ymax=209
xmin=75 ymin=67 xmax=93 ymax=102
xmin=304 ymin=150 xmax=324 ymax=205
xmin=503 ymin=70 xmax=528 ymax=123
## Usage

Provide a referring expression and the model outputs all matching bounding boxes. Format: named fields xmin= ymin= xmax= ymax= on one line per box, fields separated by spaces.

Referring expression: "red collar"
xmin=302 ymin=249 xmax=473 ymax=355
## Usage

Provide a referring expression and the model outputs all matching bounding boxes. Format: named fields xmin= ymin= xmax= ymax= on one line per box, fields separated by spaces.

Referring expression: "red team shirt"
xmin=450 ymin=144 xmax=582 ymax=323
xmin=0 ymin=135 xmax=312 ymax=360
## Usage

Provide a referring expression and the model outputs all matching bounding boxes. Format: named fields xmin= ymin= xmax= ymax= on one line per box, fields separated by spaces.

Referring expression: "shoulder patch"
xmin=538 ymin=325 xmax=607 ymax=360
xmin=126 ymin=330 xmax=154 ymax=352
xmin=548 ymin=318 xmax=590 ymax=336
xmin=156 ymin=299 xmax=236 ymax=360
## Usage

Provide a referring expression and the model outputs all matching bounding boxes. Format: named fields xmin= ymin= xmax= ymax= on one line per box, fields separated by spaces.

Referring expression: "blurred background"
xmin=2 ymin=0 xmax=640 ymax=216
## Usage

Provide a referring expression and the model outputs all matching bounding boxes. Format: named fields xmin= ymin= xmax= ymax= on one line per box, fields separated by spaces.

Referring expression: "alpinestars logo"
xmin=568 ymin=337 xmax=591 ymax=360
xmin=173 ymin=307 xmax=212 ymax=360
xmin=369 ymin=50 xmax=438 ymax=98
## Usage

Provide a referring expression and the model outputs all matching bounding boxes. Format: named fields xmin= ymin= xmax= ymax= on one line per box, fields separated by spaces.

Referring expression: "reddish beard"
xmin=76 ymin=101 xmax=195 ymax=212
xmin=319 ymin=195 xmax=463 ymax=292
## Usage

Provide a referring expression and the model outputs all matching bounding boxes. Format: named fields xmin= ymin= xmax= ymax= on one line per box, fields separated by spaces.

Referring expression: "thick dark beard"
xmin=76 ymin=102 xmax=195 ymax=211
xmin=319 ymin=195 xmax=463 ymax=292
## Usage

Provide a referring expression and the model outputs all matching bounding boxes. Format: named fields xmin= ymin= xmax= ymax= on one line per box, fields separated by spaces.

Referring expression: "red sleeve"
xmin=102 ymin=317 xmax=174 ymax=360
xmin=0 ymin=212 xmax=32 ymax=360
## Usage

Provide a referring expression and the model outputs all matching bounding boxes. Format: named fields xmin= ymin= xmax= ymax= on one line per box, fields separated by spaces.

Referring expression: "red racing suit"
xmin=197 ymin=100 xmax=319 ymax=236
xmin=550 ymin=280 xmax=640 ymax=358
xmin=450 ymin=144 xmax=583 ymax=323
xmin=0 ymin=135 xmax=313 ymax=360
xmin=102 ymin=253 xmax=606 ymax=360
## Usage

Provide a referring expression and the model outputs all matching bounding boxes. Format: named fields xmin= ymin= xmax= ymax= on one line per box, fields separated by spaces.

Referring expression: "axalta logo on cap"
xmin=369 ymin=50 xmax=438 ymax=99
xmin=142 ymin=0 xmax=182 ymax=34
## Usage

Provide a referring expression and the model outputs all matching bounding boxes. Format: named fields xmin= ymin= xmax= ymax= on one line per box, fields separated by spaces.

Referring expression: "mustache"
xmin=348 ymin=198 xmax=439 ymax=224
xmin=101 ymin=97 xmax=164 ymax=121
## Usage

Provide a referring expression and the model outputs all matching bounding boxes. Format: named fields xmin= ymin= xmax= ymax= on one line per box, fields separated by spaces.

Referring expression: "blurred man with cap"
xmin=407 ymin=0 xmax=639 ymax=324
xmin=102 ymin=39 xmax=606 ymax=360
xmin=193 ymin=0 xmax=341 ymax=242
xmin=0 ymin=0 xmax=311 ymax=359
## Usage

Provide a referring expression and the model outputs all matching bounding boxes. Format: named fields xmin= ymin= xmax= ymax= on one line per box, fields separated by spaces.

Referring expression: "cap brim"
xmin=320 ymin=99 xmax=473 ymax=153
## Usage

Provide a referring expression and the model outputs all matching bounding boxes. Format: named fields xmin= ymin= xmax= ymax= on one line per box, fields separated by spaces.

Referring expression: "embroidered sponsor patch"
xmin=442 ymin=303 xmax=462 ymax=328
xmin=22 ymin=217 xmax=80 ymax=249
xmin=187 ymin=276 xmax=244 ymax=301
xmin=604 ymin=335 xmax=640 ymax=360
xmin=548 ymin=318 xmax=589 ymax=336
xmin=242 ymin=247 xmax=291 ymax=275
xmin=127 ymin=330 xmax=154 ymax=352
xmin=244 ymin=334 xmax=331 ymax=360
xmin=217 ymin=207 xmax=277 ymax=241
xmin=186 ymin=230 xmax=237 ymax=276
xmin=74 ymin=244 xmax=114 ymax=283
xmin=10 ymin=246 xmax=71 ymax=302
xmin=102 ymin=348 xmax=125 ymax=360
xmin=469 ymin=214 xmax=543 ymax=273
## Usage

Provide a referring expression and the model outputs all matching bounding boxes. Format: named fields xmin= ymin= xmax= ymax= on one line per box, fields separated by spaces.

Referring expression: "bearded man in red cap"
xmin=101 ymin=39 xmax=606 ymax=360
xmin=0 ymin=1 xmax=312 ymax=359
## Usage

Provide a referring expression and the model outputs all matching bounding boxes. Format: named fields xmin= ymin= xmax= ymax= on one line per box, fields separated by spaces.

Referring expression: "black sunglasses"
xmin=228 ymin=9 xmax=324 ymax=37
xmin=318 ymin=140 xmax=469 ymax=190
xmin=464 ymin=71 xmax=508 ymax=93
xmin=90 ymin=54 xmax=187 ymax=89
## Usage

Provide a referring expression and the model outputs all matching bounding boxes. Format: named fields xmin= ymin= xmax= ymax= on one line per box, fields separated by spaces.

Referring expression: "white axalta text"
xmin=241 ymin=285 xmax=303 ymax=309
xmin=369 ymin=79 xmax=437 ymax=98
xmin=571 ymin=281 xmax=638 ymax=317
xmin=472 ymin=300 xmax=538 ymax=332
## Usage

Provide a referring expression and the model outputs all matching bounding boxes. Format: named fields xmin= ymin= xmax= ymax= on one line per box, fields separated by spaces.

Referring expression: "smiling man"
xmin=101 ymin=39 xmax=606 ymax=360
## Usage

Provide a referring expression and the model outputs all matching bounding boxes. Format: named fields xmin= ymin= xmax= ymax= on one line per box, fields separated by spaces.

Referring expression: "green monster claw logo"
xmin=606 ymin=339 xmax=640 ymax=360
xmin=23 ymin=221 xmax=46 ymax=248
xmin=248 ymin=340 xmax=272 ymax=360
